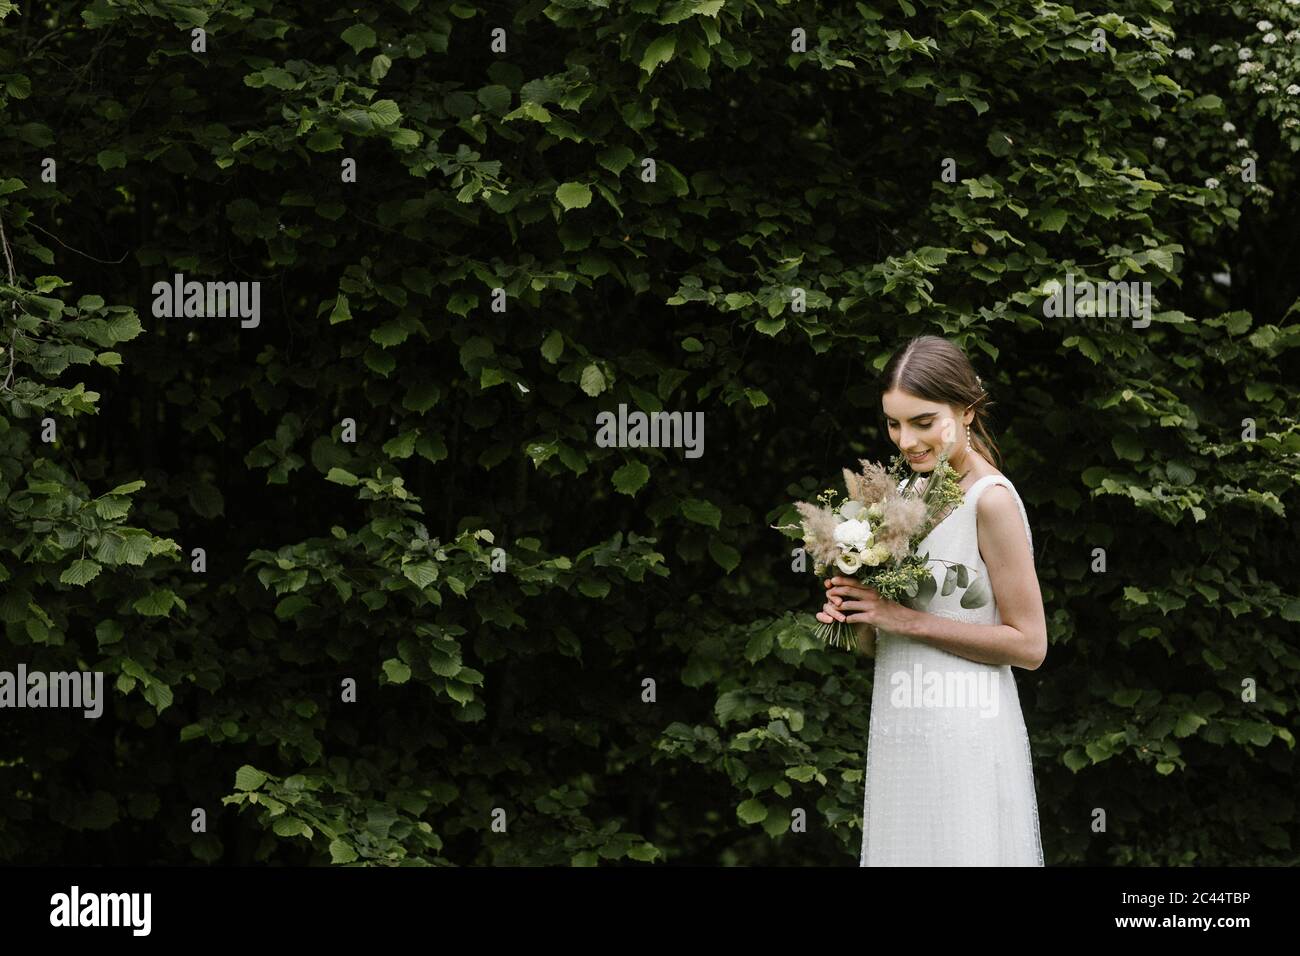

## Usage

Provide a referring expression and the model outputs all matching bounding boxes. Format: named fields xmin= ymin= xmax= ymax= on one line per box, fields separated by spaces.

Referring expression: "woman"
xmin=817 ymin=335 xmax=1047 ymax=866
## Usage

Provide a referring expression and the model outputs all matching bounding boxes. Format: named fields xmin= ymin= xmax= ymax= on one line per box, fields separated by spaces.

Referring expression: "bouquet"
xmin=772 ymin=449 xmax=990 ymax=650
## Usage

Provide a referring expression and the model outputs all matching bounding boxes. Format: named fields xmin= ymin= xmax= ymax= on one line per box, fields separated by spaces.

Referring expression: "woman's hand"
xmin=815 ymin=573 xmax=852 ymax=625
xmin=823 ymin=576 xmax=913 ymax=632
xmin=817 ymin=575 xmax=878 ymax=656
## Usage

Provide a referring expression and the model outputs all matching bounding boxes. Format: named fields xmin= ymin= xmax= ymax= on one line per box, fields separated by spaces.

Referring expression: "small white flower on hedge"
xmin=1263 ymin=33 xmax=1277 ymax=44
xmin=1205 ymin=178 xmax=1220 ymax=189
xmin=1222 ymin=121 xmax=1236 ymax=132
xmin=1289 ymin=84 xmax=1300 ymax=95
xmin=1257 ymin=20 xmax=1273 ymax=31
xmin=1153 ymin=136 xmax=1167 ymax=149
xmin=1238 ymin=47 xmax=1253 ymax=60
xmin=1175 ymin=47 xmax=1193 ymax=59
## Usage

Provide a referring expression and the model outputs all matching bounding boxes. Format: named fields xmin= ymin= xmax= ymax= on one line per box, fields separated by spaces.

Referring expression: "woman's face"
xmin=882 ymin=389 xmax=967 ymax=471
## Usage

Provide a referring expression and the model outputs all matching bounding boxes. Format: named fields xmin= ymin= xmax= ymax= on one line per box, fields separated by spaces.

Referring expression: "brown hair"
xmin=879 ymin=335 xmax=1002 ymax=470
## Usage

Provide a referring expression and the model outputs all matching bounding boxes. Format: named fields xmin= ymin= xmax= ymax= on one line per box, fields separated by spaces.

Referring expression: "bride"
xmin=816 ymin=335 xmax=1047 ymax=866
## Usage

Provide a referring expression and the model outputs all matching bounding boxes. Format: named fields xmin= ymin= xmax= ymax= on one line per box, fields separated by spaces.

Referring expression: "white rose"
xmin=832 ymin=518 xmax=873 ymax=551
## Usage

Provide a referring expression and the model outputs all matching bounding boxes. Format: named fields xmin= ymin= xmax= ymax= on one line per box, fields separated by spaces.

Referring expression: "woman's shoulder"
xmin=971 ymin=471 xmax=1034 ymax=555
xmin=969 ymin=471 xmax=1019 ymax=507
xmin=967 ymin=469 xmax=1010 ymax=492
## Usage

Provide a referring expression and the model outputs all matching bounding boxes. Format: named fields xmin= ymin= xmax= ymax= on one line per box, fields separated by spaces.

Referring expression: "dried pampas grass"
xmin=793 ymin=500 xmax=841 ymax=569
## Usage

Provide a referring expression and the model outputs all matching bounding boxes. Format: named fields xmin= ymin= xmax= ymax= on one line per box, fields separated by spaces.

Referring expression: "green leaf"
xmin=329 ymin=839 xmax=358 ymax=863
xmin=341 ymin=23 xmax=378 ymax=54
xmin=307 ymin=129 xmax=342 ymax=152
xmin=402 ymin=561 xmax=438 ymax=589
xmin=142 ymin=681 xmax=173 ymax=715
xmin=272 ymin=816 xmax=312 ymax=838
xmin=1109 ymin=688 xmax=1142 ymax=707
xmin=1111 ymin=433 xmax=1144 ymax=461
xmin=1245 ymin=382 xmax=1273 ymax=401
xmin=709 ymin=538 xmax=741 ymax=573
xmin=597 ymin=146 xmax=636 ymax=174
xmin=541 ymin=330 xmax=564 ymax=363
xmin=577 ymin=578 xmax=610 ymax=598
xmin=681 ymin=498 xmax=721 ymax=529
xmin=96 ymin=149 xmax=126 ymax=170
xmin=959 ymin=572 xmax=990 ymax=608
xmin=1039 ymin=208 xmax=1068 ymax=232
xmin=736 ymin=798 xmax=768 ymax=824
xmin=368 ymin=99 xmax=401 ymax=126
xmin=1174 ymin=713 xmax=1206 ymax=737
xmin=640 ymin=34 xmax=677 ymax=74
xmin=326 ymin=467 xmax=359 ymax=486
xmin=478 ymin=84 xmax=512 ymax=113
xmin=245 ymin=68 xmax=299 ymax=90
xmin=133 ymin=589 xmax=178 ymax=617
xmin=986 ymin=130 xmax=1012 ymax=157
xmin=579 ymin=363 xmax=606 ymax=396
xmin=329 ymin=293 xmax=352 ymax=324
xmin=556 ymin=182 xmax=592 ymax=210
xmin=235 ymin=766 xmax=268 ymax=791
xmin=612 ymin=460 xmax=650 ymax=496
xmin=383 ymin=658 xmax=412 ymax=684
xmin=60 ymin=559 xmax=102 ymax=586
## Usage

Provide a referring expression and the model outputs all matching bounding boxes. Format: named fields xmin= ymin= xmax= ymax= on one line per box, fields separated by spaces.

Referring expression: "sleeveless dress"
xmin=859 ymin=473 xmax=1044 ymax=866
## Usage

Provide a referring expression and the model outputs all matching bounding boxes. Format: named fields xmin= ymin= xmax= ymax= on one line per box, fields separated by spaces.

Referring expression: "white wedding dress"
xmin=860 ymin=473 xmax=1044 ymax=866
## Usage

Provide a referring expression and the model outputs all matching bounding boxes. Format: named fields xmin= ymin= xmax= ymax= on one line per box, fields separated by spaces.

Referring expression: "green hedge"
xmin=0 ymin=0 xmax=1296 ymax=865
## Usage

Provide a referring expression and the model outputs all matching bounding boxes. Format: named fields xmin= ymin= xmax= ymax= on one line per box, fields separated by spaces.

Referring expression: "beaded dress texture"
xmin=859 ymin=474 xmax=1044 ymax=866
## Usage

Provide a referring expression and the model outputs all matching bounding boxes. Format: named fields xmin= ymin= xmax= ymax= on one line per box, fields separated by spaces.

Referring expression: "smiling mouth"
xmin=907 ymin=451 xmax=930 ymax=461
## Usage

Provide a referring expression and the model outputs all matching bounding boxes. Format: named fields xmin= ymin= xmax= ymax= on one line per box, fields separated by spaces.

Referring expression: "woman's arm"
xmin=864 ymin=486 xmax=1047 ymax=670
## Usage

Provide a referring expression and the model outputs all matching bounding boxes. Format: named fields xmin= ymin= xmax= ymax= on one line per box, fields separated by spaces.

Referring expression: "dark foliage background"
xmin=1 ymin=0 xmax=1297 ymax=865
